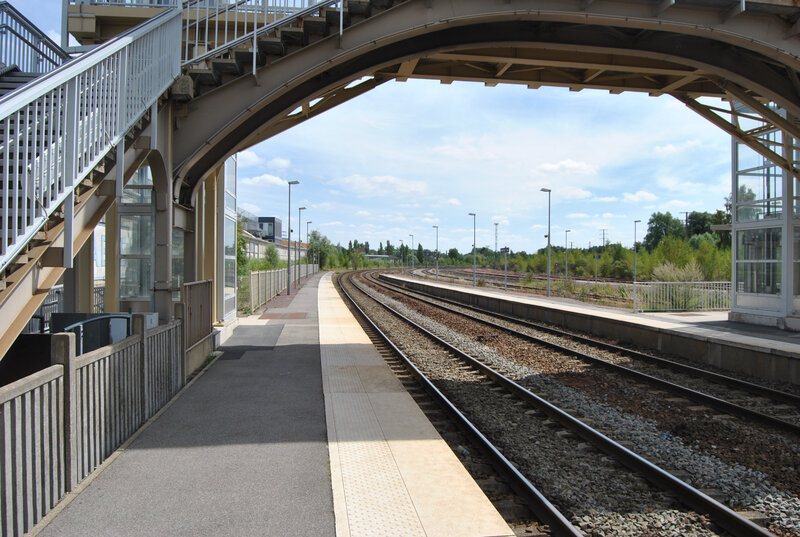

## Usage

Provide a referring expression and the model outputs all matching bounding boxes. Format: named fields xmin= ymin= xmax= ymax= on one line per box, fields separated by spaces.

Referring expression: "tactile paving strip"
xmin=330 ymin=393 xmax=425 ymax=537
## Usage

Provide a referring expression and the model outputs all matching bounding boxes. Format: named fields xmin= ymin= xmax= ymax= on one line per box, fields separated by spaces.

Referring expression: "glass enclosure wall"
xmin=731 ymin=104 xmax=800 ymax=317
xmin=119 ymin=166 xmax=154 ymax=307
xmin=218 ymin=155 xmax=237 ymax=322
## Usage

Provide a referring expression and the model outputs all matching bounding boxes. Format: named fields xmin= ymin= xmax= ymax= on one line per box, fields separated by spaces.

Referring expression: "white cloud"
xmin=324 ymin=221 xmax=344 ymax=227
xmin=355 ymin=210 xmax=370 ymax=217
xmin=663 ymin=199 xmax=695 ymax=209
xmin=534 ymin=159 xmax=597 ymax=176
xmin=568 ymin=213 xmax=591 ymax=219
xmin=592 ymin=196 xmax=619 ymax=203
xmin=328 ymin=174 xmax=429 ymax=198
xmin=602 ymin=212 xmax=623 ymax=218
xmin=239 ymin=202 xmax=262 ymax=214
xmin=623 ymin=190 xmax=658 ymax=203
xmin=561 ymin=186 xmax=593 ymax=199
xmin=421 ymin=217 xmax=439 ymax=224
xmin=446 ymin=198 xmax=462 ymax=206
xmin=267 ymin=157 xmax=291 ymax=170
xmin=312 ymin=201 xmax=336 ymax=210
xmin=653 ymin=139 xmax=701 ymax=157
xmin=237 ymin=150 xmax=264 ymax=168
xmin=240 ymin=173 xmax=284 ymax=187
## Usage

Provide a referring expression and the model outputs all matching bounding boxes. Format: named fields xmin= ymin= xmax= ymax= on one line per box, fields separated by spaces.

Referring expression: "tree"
xmin=378 ymin=242 xmax=384 ymax=255
xmin=236 ymin=220 xmax=248 ymax=275
xmin=385 ymin=240 xmax=394 ymax=256
xmin=448 ymin=247 xmax=460 ymax=260
xmin=686 ymin=211 xmax=713 ymax=237
xmin=644 ymin=212 xmax=684 ymax=251
xmin=417 ymin=243 xmax=424 ymax=263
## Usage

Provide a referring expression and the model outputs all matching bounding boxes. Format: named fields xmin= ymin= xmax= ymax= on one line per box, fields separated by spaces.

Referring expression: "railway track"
xmin=338 ymin=270 xmax=782 ymax=537
xmin=370 ymin=272 xmax=800 ymax=433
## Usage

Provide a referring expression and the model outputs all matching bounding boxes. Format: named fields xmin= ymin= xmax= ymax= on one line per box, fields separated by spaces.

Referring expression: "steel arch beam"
xmin=172 ymin=0 xmax=800 ymax=204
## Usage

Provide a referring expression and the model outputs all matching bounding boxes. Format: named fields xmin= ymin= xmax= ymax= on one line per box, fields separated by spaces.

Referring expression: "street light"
xmin=297 ymin=206 xmax=305 ymax=287
xmin=634 ymin=219 xmax=641 ymax=313
xmin=287 ymin=180 xmax=299 ymax=295
xmin=501 ymin=246 xmax=509 ymax=290
xmin=541 ymin=188 xmax=551 ymax=297
xmin=399 ymin=239 xmax=404 ymax=273
xmin=409 ymin=233 xmax=414 ymax=274
xmin=468 ymin=212 xmax=476 ymax=287
xmin=432 ymin=225 xmax=439 ymax=281
xmin=307 ymin=220 xmax=312 ymax=269
xmin=565 ymin=229 xmax=572 ymax=279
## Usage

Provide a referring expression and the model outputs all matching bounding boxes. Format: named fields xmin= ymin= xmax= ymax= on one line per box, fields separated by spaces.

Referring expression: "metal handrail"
xmin=0 ymin=1 xmax=70 ymax=74
xmin=63 ymin=313 xmax=132 ymax=355
xmin=182 ymin=0 xmax=339 ymax=72
xmin=0 ymin=7 xmax=182 ymax=275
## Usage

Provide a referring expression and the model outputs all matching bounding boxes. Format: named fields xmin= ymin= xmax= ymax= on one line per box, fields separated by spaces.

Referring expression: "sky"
xmin=23 ymin=1 xmax=733 ymax=255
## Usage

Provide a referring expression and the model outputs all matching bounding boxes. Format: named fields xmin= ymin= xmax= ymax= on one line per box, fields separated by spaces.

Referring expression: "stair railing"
xmin=0 ymin=0 xmax=70 ymax=74
xmin=0 ymin=7 xmax=182 ymax=275
xmin=182 ymin=0 xmax=340 ymax=74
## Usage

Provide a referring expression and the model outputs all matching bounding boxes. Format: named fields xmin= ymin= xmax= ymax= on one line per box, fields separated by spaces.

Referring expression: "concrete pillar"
xmin=51 ymin=332 xmax=77 ymax=492
xmin=104 ymin=202 xmax=120 ymax=312
xmin=63 ymin=235 xmax=94 ymax=313
xmin=203 ymin=169 xmax=218 ymax=318
xmin=150 ymin=103 xmax=174 ymax=321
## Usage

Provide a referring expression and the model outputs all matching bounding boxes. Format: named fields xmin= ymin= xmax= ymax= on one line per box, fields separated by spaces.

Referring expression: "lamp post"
xmin=297 ymin=206 xmax=305 ymax=287
xmin=399 ymin=239 xmax=404 ymax=273
xmin=469 ymin=212 xmax=476 ymax=286
xmin=432 ymin=225 xmax=439 ymax=281
xmin=565 ymin=229 xmax=572 ymax=279
xmin=287 ymin=180 xmax=299 ymax=295
xmin=409 ymin=233 xmax=414 ymax=274
xmin=306 ymin=221 xmax=312 ymax=268
xmin=541 ymin=188 xmax=551 ymax=297
xmin=634 ymin=219 xmax=641 ymax=313
xmin=501 ymin=246 xmax=509 ymax=290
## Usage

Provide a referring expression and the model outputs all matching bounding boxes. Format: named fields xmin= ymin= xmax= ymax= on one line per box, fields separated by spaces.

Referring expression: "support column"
xmin=63 ymin=235 xmax=94 ymax=313
xmin=105 ymin=202 xmax=120 ymax=312
xmin=203 ymin=169 xmax=219 ymax=319
xmin=151 ymin=102 xmax=174 ymax=321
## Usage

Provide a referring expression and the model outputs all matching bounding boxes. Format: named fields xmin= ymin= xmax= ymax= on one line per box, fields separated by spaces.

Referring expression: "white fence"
xmin=631 ymin=281 xmax=731 ymax=312
xmin=0 ymin=7 xmax=182 ymax=274
xmin=0 ymin=2 xmax=70 ymax=75
xmin=0 ymin=315 xmax=184 ymax=536
xmin=240 ymin=263 xmax=318 ymax=312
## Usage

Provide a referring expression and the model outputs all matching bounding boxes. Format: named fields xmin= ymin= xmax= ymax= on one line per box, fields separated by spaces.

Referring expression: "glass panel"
xmin=224 ymin=258 xmax=236 ymax=293
xmin=224 ymin=218 xmax=236 ymax=257
xmin=120 ymin=215 xmax=153 ymax=256
xmin=172 ymin=229 xmax=184 ymax=298
xmin=120 ymin=258 xmax=152 ymax=298
xmin=736 ymin=143 xmax=764 ymax=172
xmin=122 ymin=167 xmax=153 ymax=205
xmin=129 ymin=166 xmax=153 ymax=186
xmin=736 ymin=199 xmax=782 ymax=222
xmin=736 ymin=228 xmax=781 ymax=260
xmin=736 ymin=262 xmax=781 ymax=294
xmin=224 ymin=157 xmax=236 ymax=212
xmin=736 ymin=169 xmax=782 ymax=203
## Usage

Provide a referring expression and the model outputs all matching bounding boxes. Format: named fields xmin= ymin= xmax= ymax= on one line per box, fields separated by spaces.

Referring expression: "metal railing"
xmin=631 ymin=281 xmax=731 ymax=312
xmin=182 ymin=0 xmax=339 ymax=73
xmin=68 ymin=0 xmax=179 ymax=6
xmin=0 ymin=7 xmax=182 ymax=275
xmin=182 ymin=279 xmax=212 ymax=349
xmin=0 ymin=1 xmax=70 ymax=75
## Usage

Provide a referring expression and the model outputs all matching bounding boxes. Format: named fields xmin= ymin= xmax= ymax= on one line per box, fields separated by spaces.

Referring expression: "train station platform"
xmin=32 ymin=271 xmax=512 ymax=537
xmin=385 ymin=274 xmax=800 ymax=386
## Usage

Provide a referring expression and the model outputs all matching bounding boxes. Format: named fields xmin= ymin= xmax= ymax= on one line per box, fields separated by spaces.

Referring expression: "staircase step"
xmin=348 ymin=0 xmax=371 ymax=16
xmin=257 ymin=36 xmax=285 ymax=57
xmin=279 ymin=27 xmax=306 ymax=48
xmin=323 ymin=8 xmax=351 ymax=28
xmin=211 ymin=58 xmax=242 ymax=77
xmin=302 ymin=15 xmax=328 ymax=37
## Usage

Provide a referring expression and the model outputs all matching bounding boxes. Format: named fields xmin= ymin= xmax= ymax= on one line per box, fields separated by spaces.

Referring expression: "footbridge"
xmin=4 ymin=0 xmax=800 ymax=363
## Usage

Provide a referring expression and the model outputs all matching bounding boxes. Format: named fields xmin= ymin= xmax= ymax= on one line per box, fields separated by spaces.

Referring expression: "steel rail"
xmin=337 ymin=272 xmax=583 ymax=537
xmin=374 ymin=273 xmax=800 ymax=435
xmin=378 ymin=274 xmax=800 ymax=409
xmin=351 ymin=271 xmax=776 ymax=537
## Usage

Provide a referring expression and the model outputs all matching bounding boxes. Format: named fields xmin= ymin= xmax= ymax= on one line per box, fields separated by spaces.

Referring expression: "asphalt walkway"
xmin=37 ymin=272 xmax=334 ymax=536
